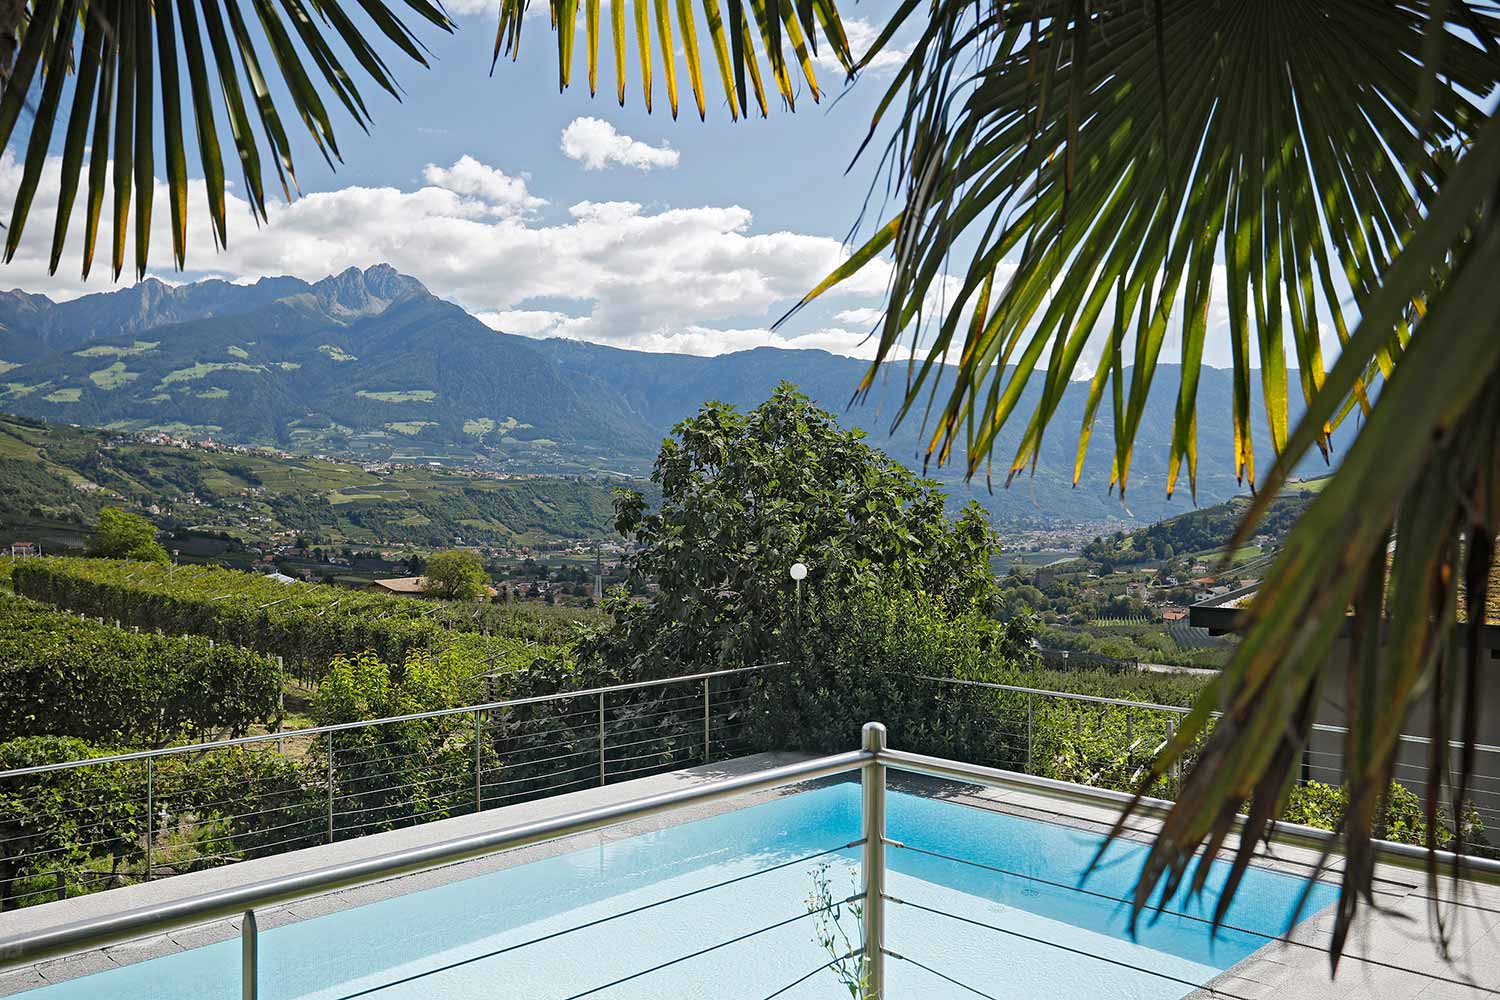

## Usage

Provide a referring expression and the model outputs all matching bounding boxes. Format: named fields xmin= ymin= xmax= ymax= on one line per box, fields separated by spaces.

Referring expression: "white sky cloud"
xmin=560 ymin=117 xmax=681 ymax=171
xmin=419 ymin=155 xmax=546 ymax=216
xmin=833 ymin=306 xmax=885 ymax=327
xmin=817 ymin=18 xmax=913 ymax=78
xmin=0 ymin=152 xmax=891 ymax=358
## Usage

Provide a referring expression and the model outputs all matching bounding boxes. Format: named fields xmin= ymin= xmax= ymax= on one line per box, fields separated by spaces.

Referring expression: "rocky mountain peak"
xmin=305 ymin=265 xmax=429 ymax=320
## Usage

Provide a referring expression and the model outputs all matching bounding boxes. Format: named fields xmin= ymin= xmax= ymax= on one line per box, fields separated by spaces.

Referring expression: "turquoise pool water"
xmin=15 ymin=783 xmax=1337 ymax=999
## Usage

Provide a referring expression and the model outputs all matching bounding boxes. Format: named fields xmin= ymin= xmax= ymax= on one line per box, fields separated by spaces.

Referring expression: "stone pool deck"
xmin=3 ymin=752 xmax=1499 ymax=998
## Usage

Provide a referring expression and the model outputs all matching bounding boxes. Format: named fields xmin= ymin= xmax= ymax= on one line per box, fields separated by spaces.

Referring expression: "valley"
xmin=0 ymin=265 xmax=1357 ymax=527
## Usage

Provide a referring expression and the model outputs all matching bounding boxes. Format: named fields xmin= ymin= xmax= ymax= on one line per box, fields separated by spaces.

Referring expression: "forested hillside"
xmin=0 ymin=266 xmax=1359 ymax=525
xmin=0 ymin=413 xmax=620 ymax=553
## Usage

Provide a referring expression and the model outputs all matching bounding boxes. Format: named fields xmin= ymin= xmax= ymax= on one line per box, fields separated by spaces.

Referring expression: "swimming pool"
xmin=13 ymin=782 xmax=1337 ymax=1000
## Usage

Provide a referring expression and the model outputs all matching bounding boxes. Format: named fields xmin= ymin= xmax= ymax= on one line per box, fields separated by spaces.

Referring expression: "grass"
xmin=88 ymin=363 xmax=140 ymax=390
xmin=42 ymin=388 xmax=82 ymax=403
xmin=385 ymin=421 xmax=436 ymax=436
xmin=157 ymin=362 xmax=263 ymax=387
xmin=318 ymin=345 xmax=357 ymax=362
xmin=72 ymin=341 xmax=159 ymax=358
xmin=357 ymin=390 xmax=437 ymax=403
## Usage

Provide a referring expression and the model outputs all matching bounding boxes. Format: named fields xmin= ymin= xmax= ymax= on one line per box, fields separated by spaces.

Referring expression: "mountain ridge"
xmin=0 ymin=265 xmax=1355 ymax=525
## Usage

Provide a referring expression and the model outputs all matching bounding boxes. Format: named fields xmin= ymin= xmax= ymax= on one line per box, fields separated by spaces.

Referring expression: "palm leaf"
xmin=789 ymin=1 xmax=1495 ymax=497
xmin=493 ymin=0 xmax=851 ymax=115
xmin=787 ymin=0 xmax=1500 ymax=967
xmin=0 ymin=0 xmax=451 ymax=277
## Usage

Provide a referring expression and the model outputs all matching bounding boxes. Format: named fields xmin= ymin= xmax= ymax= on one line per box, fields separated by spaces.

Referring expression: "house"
xmin=369 ymin=576 xmax=499 ymax=599
xmin=8 ymin=541 xmax=39 ymax=558
xmin=369 ymin=576 xmax=430 ymax=595
xmin=1161 ymin=605 xmax=1189 ymax=622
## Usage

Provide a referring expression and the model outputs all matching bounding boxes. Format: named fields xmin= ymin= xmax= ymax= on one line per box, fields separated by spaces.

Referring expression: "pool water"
xmin=16 ymin=783 xmax=1337 ymax=1000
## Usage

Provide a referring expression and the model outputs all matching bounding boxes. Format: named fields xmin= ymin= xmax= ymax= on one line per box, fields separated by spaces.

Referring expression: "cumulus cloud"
xmin=833 ymin=306 xmax=885 ymax=327
xmin=817 ymin=18 xmax=913 ymax=78
xmin=420 ymin=155 xmax=546 ymax=217
xmin=560 ymin=117 xmax=681 ymax=171
xmin=0 ymin=152 xmax=894 ymax=359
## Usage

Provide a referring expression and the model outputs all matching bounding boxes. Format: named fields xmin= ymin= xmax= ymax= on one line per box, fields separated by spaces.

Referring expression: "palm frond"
xmin=788 ymin=0 xmax=1498 ymax=498
xmin=788 ymin=0 xmax=1500 ymax=967
xmin=0 ymin=0 xmax=452 ymax=279
xmin=493 ymin=0 xmax=852 ymax=119
xmin=1116 ymin=114 xmax=1500 ymax=966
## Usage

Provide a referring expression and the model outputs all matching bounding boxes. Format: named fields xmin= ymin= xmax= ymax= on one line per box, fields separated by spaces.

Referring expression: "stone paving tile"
xmin=0 ymin=967 xmax=47 ymax=999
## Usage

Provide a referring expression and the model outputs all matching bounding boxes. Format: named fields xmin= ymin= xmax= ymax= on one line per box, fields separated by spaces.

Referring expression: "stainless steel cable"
xmin=884 ymin=894 xmax=1256 ymax=999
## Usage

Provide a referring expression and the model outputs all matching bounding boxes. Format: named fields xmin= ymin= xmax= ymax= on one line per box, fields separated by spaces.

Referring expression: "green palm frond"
xmin=0 ymin=0 xmax=451 ymax=280
xmin=788 ymin=0 xmax=1500 ymax=966
xmin=1118 ymin=113 xmax=1500 ymax=965
xmin=789 ymin=0 xmax=1497 ymax=498
xmin=493 ymin=0 xmax=853 ymax=120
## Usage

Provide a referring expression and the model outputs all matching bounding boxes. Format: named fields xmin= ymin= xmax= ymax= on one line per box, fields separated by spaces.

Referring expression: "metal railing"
xmin=10 ymin=664 xmax=1499 ymax=914
xmin=0 ymin=665 xmax=767 ymax=910
xmin=6 ymin=722 xmax=1500 ymax=1000
xmin=917 ymin=675 xmax=1500 ymax=837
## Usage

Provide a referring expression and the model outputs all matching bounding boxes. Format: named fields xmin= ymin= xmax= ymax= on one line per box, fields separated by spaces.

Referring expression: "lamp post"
xmin=789 ymin=562 xmax=807 ymax=631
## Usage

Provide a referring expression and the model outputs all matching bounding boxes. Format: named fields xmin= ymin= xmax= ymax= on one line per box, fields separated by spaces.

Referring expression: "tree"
xmin=588 ymin=384 xmax=1001 ymax=676
xmin=772 ymin=3 xmax=1500 ymax=965
xmin=6 ymin=0 xmax=1500 ymax=966
xmin=85 ymin=508 xmax=168 ymax=563
xmin=0 ymin=0 xmax=848 ymax=280
xmin=423 ymin=550 xmax=490 ymax=601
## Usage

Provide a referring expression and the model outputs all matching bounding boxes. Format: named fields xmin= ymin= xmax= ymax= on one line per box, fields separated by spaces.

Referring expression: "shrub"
xmin=0 ymin=595 xmax=282 ymax=745
xmin=312 ymin=651 xmax=495 ymax=836
xmin=0 ymin=736 xmax=144 ymax=910
xmin=11 ymin=556 xmax=590 ymax=676
xmin=1284 ymin=780 xmax=1492 ymax=854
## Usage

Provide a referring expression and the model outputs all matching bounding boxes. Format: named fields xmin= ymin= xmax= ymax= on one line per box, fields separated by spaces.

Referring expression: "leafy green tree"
xmin=592 ymin=384 xmax=1001 ymax=676
xmin=422 ymin=550 xmax=490 ymax=601
xmin=85 ymin=508 xmax=168 ymax=563
xmin=312 ymin=651 xmax=488 ymax=836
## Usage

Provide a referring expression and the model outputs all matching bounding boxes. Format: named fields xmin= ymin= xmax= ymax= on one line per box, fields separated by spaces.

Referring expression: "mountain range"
xmin=0 ymin=265 xmax=1354 ymax=525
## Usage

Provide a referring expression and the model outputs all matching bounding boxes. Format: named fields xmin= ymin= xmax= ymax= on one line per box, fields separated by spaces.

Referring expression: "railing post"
xmin=326 ymin=731 xmax=335 ymax=844
xmin=860 ymin=722 xmax=887 ymax=1000
xmin=598 ymin=692 xmax=607 ymax=786
xmin=241 ymin=909 xmax=258 ymax=1000
xmin=144 ymin=757 xmax=154 ymax=882
xmin=1166 ymin=716 xmax=1179 ymax=788
xmin=1025 ymin=693 xmax=1033 ymax=772
xmin=703 ymin=677 xmax=711 ymax=764
xmin=474 ymin=710 xmax=483 ymax=814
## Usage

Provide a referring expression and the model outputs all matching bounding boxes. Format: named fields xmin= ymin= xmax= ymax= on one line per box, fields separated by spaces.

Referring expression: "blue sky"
xmin=0 ymin=3 xmax=1283 ymax=369
xmin=0 ymin=2 xmax=942 ymax=360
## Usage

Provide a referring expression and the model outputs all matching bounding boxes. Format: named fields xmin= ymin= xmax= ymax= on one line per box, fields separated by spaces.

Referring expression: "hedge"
xmin=0 ymin=595 xmax=282 ymax=745
xmin=11 ymin=557 xmax=587 ymax=676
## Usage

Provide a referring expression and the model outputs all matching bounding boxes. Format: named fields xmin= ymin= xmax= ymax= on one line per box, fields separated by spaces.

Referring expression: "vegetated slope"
xmin=0 ymin=412 xmax=620 ymax=549
xmin=1078 ymin=484 xmax=1323 ymax=568
xmin=11 ymin=557 xmax=602 ymax=672
xmin=0 ymin=265 xmax=1363 ymax=524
